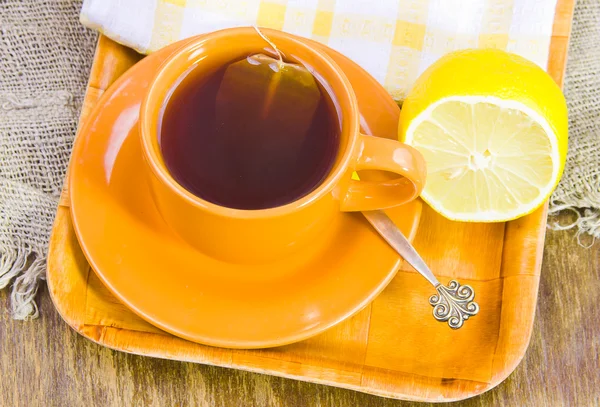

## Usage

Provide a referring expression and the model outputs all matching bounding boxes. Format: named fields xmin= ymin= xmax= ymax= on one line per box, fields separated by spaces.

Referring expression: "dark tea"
xmin=159 ymin=54 xmax=340 ymax=210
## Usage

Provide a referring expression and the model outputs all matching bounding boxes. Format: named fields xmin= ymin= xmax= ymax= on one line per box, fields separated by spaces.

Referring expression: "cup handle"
xmin=340 ymin=133 xmax=427 ymax=212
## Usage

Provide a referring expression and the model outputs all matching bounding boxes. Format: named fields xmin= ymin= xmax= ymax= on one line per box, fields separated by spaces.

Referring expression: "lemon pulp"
xmin=405 ymin=96 xmax=559 ymax=221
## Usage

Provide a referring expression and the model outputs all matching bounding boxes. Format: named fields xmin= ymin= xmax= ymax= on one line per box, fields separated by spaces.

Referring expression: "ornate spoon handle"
xmin=362 ymin=210 xmax=479 ymax=329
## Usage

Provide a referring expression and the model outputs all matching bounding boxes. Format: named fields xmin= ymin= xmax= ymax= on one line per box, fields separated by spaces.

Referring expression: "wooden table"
xmin=1 ymin=218 xmax=597 ymax=406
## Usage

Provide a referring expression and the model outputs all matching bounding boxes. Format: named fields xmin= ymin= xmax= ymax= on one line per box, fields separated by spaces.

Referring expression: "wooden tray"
xmin=48 ymin=1 xmax=574 ymax=401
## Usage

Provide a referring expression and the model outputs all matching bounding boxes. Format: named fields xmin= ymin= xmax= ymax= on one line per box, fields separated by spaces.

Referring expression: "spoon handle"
xmin=362 ymin=210 xmax=479 ymax=329
xmin=362 ymin=210 xmax=439 ymax=286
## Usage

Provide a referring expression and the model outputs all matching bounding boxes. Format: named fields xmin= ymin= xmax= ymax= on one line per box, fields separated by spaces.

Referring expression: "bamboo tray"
xmin=48 ymin=1 xmax=573 ymax=401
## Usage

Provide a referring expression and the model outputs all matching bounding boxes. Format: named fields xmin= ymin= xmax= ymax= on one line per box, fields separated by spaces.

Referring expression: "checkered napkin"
xmin=81 ymin=0 xmax=558 ymax=100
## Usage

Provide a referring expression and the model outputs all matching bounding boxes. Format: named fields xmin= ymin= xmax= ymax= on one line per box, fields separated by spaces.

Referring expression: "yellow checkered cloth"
xmin=81 ymin=0 xmax=559 ymax=100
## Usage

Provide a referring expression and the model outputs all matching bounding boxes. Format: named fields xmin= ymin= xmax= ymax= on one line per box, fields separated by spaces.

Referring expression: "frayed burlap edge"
xmin=549 ymin=185 xmax=600 ymax=248
xmin=0 ymin=248 xmax=44 ymax=320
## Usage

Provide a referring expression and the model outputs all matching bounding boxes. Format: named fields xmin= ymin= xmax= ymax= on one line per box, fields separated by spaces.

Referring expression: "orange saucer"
xmin=70 ymin=36 xmax=422 ymax=349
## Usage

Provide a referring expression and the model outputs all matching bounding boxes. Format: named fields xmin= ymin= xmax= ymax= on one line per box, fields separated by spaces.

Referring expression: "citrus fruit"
xmin=399 ymin=49 xmax=568 ymax=222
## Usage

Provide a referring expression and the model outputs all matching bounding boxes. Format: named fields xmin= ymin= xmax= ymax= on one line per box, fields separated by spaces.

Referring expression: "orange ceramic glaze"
xmin=69 ymin=30 xmax=423 ymax=348
xmin=140 ymin=28 xmax=425 ymax=263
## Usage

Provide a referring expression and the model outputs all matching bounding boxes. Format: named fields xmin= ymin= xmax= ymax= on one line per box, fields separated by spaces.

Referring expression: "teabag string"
xmin=214 ymin=29 xmax=321 ymax=191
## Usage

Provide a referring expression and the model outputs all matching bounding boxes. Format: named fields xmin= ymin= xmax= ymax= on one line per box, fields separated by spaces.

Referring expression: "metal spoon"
xmin=362 ymin=210 xmax=480 ymax=329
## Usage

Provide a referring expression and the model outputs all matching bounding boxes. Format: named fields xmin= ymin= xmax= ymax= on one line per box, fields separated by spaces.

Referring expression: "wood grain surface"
xmin=1 ymin=223 xmax=598 ymax=406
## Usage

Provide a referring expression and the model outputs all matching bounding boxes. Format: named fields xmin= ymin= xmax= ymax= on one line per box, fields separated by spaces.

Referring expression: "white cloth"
xmin=81 ymin=0 xmax=559 ymax=100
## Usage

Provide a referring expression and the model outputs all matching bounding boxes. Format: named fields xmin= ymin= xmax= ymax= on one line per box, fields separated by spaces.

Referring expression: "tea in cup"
xmin=140 ymin=28 xmax=426 ymax=263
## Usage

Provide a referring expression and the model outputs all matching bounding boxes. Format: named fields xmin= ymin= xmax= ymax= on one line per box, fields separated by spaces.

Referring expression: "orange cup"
xmin=140 ymin=28 xmax=426 ymax=263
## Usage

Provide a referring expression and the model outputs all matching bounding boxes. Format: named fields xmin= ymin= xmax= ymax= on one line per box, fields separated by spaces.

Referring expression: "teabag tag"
xmin=214 ymin=53 xmax=321 ymax=181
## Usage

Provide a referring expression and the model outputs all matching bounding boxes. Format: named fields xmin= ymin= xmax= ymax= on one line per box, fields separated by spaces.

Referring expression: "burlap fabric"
xmin=548 ymin=0 xmax=600 ymax=245
xmin=0 ymin=0 xmax=597 ymax=319
xmin=0 ymin=1 xmax=97 ymax=319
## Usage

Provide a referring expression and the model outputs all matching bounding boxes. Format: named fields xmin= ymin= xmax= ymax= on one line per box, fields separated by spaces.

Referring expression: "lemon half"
xmin=399 ymin=49 xmax=568 ymax=222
